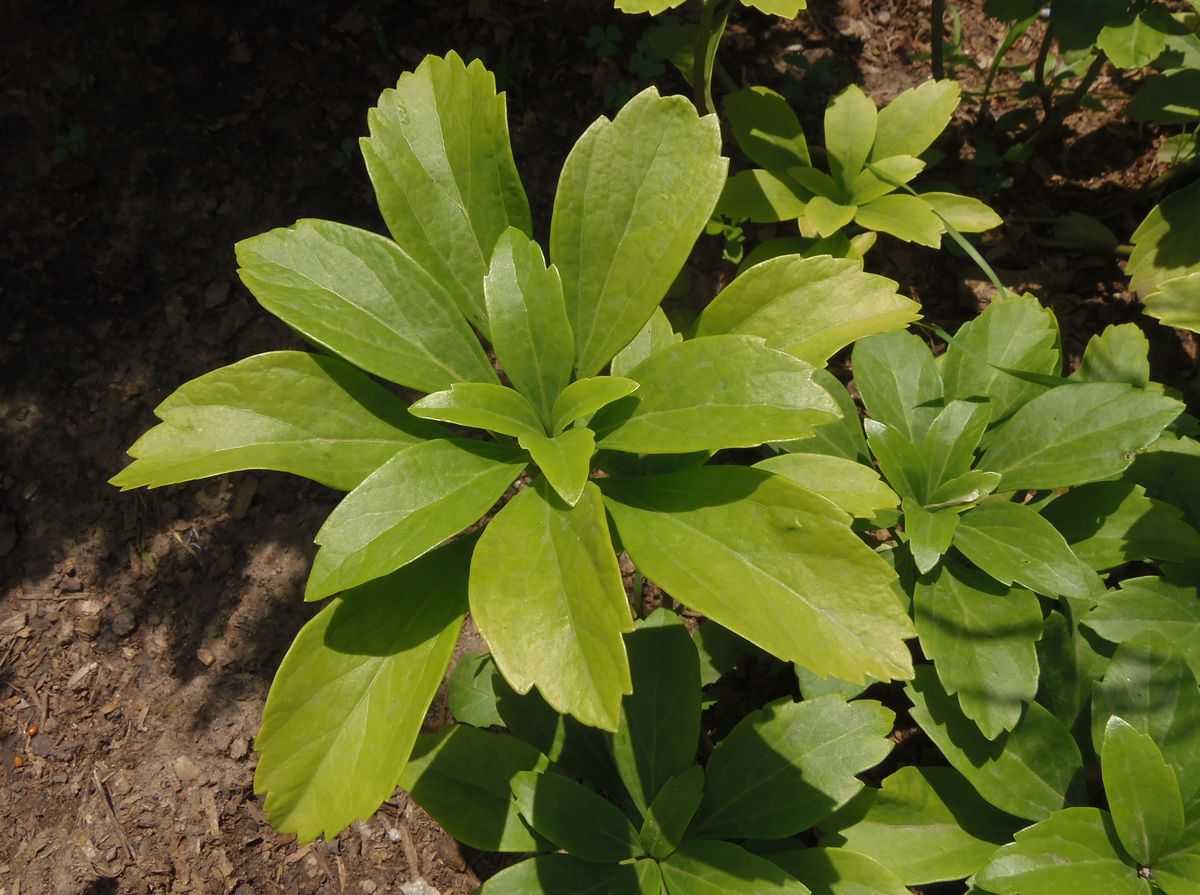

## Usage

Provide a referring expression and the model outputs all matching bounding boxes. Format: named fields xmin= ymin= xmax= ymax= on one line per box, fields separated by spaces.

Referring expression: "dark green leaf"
xmin=476 ymin=855 xmax=635 ymax=895
xmin=725 ymin=86 xmax=810 ymax=169
xmin=640 ymin=764 xmax=705 ymax=858
xmin=448 ymin=651 xmax=503 ymax=728
xmin=661 ymin=840 xmax=811 ymax=894
xmin=510 ymin=770 xmax=640 ymax=862
xmin=1083 ymin=575 xmax=1200 ymax=669
xmin=762 ymin=847 xmax=910 ymax=895
xmin=717 ymin=169 xmax=809 ymax=223
xmin=1103 ymin=716 xmax=1185 ymax=864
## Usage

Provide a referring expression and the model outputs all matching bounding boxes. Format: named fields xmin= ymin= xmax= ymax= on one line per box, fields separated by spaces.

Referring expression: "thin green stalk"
xmin=931 ymin=0 xmax=946 ymax=80
xmin=692 ymin=0 xmax=733 ymax=115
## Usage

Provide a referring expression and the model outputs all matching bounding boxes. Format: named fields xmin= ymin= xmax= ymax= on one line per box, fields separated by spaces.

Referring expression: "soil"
xmin=1 ymin=1 xmax=1196 ymax=893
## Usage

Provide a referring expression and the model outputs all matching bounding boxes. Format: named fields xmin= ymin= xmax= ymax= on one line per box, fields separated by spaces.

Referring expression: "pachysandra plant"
xmin=1128 ymin=178 xmax=1200 ymax=333
xmin=716 ymin=79 xmax=1002 ymax=265
xmin=110 ymin=51 xmax=924 ymax=841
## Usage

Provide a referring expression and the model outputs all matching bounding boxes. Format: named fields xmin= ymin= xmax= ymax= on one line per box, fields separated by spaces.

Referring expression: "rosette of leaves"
xmin=404 ymin=611 xmax=907 ymax=895
xmin=110 ymin=51 xmax=922 ymax=842
xmin=1128 ymin=179 xmax=1200 ymax=333
xmin=716 ymin=80 xmax=1001 ymax=266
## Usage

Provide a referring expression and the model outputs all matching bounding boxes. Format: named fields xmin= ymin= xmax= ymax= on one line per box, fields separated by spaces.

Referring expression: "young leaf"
xmin=919 ymin=192 xmax=1003 ymax=233
xmin=400 ymin=724 xmax=549 ymax=851
xmin=660 ymin=840 xmax=811 ymax=895
xmin=517 ymin=428 xmax=596 ymax=507
xmin=693 ymin=254 xmax=919 ymax=366
xmin=484 ymin=227 xmax=574 ymax=424
xmin=762 ymin=847 xmax=910 ymax=895
xmin=471 ymin=480 xmax=633 ymax=731
xmin=855 ymin=195 xmax=944 ymax=247
xmin=690 ymin=696 xmax=895 ymax=840
xmin=805 ymin=196 xmax=859 ymax=237
xmin=551 ymin=377 xmax=639 ymax=434
xmin=717 ymin=169 xmax=809 ymax=223
xmin=922 ymin=399 xmax=992 ymax=492
xmin=850 ymin=155 xmax=924 ymax=204
xmin=870 ymin=79 xmax=960 ymax=160
xmin=978 ymin=383 xmax=1183 ymax=490
xmin=610 ymin=621 xmax=701 ymax=815
xmin=476 ymin=854 xmax=635 ymax=895
xmin=820 ymin=766 xmax=1023 ymax=885
xmin=305 ymin=439 xmax=527 ymax=600
xmin=551 ymin=87 xmax=726 ymax=377
xmin=1144 ymin=273 xmax=1200 ymax=334
xmin=640 ymin=765 xmax=705 ymax=858
xmin=724 ymin=86 xmax=810 ymax=170
xmin=410 ymin=383 xmax=546 ymax=439
xmin=975 ymin=808 xmax=1147 ymax=895
xmin=1103 ymin=717 xmax=1185 ymax=864
xmin=510 ymin=770 xmax=640 ymax=863
xmin=361 ymin=51 xmax=531 ymax=335
xmin=915 ymin=560 xmax=1043 ymax=738
xmin=610 ymin=307 xmax=681 ymax=379
xmin=903 ymin=500 xmax=961 ymax=574
xmin=591 ymin=336 xmax=839 ymax=454
xmin=952 ymin=501 xmax=1094 ymax=600
xmin=926 ymin=469 xmax=1001 ymax=508
xmin=756 ymin=453 xmax=900 ymax=521
xmin=235 ymin=219 xmax=497 ymax=392
xmin=109 ymin=351 xmax=440 ymax=492
xmin=865 ymin=421 xmax=928 ymax=501
xmin=825 ymin=84 xmax=877 ymax=186
xmin=254 ymin=540 xmax=471 ymax=842
xmin=852 ymin=330 xmax=943 ymax=446
xmin=906 ymin=666 xmax=1084 ymax=821
xmin=601 ymin=466 xmax=916 ymax=684
xmin=448 ymin=651 xmax=503 ymax=728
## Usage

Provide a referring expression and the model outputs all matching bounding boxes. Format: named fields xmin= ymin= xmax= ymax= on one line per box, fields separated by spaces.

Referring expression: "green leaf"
xmin=940 ymin=293 xmax=1061 ymax=423
xmin=611 ymin=307 xmax=681 ymax=380
xmin=850 ymin=156 xmax=925 ymax=204
xmin=865 ymin=421 xmax=928 ymax=501
xmin=305 ymin=439 xmax=526 ymax=600
xmin=724 ymin=86 xmax=810 ymax=170
xmin=616 ymin=0 xmax=689 ymax=12
xmin=510 ymin=770 xmax=640 ymax=862
xmin=805 ymin=196 xmax=859 ymax=238
xmin=922 ymin=399 xmax=992 ymax=493
xmin=789 ymin=165 xmax=843 ymax=200
xmin=852 ymin=330 xmax=942 ymax=446
xmin=1129 ymin=180 xmax=1200 ymax=297
xmin=780 ymin=370 xmax=871 ymax=463
xmin=1155 ymin=853 xmax=1200 ymax=894
xmin=254 ymin=540 xmax=471 ymax=842
xmin=717 ymin=169 xmax=809 ymax=223
xmin=915 ymin=559 xmax=1043 ymax=738
xmin=410 ymin=383 xmax=545 ymax=438
xmin=361 ymin=51 xmax=531 ymax=335
xmin=110 ymin=351 xmax=439 ymax=492
xmin=978 ymin=383 xmax=1183 ymax=490
xmin=551 ymin=377 xmax=640 ymax=434
xmin=762 ymin=847 xmax=910 ymax=895
xmin=1098 ymin=7 xmax=1175 ymax=70
xmin=906 ymin=665 xmax=1084 ymax=821
xmin=611 ymin=621 xmax=701 ymax=814
xmin=1078 ymin=324 xmax=1151 ymax=388
xmin=926 ymin=469 xmax=1002 ymax=508
xmin=477 ymin=854 xmax=635 ymax=894
xmin=976 ymin=808 xmax=1148 ymax=895
xmin=741 ymin=0 xmax=807 ymax=16
xmin=400 ymin=723 xmax=548 ymax=851
xmin=1042 ymin=483 xmax=1200 ymax=571
xmin=1145 ymin=273 xmax=1200 ymax=334
xmin=855 ymin=195 xmax=944 ymax=247
xmin=691 ymin=696 xmax=895 ymax=839
xmin=517 ymin=428 xmax=595 ymax=507
xmin=820 ymin=766 xmax=1022 ymax=885
xmin=632 ymin=859 xmax=665 ymax=895
xmin=484 ymin=227 xmax=574 ymax=424
xmin=825 ymin=84 xmax=877 ymax=187
xmin=920 ymin=191 xmax=1003 ymax=233
xmin=1129 ymin=432 xmax=1200 ymax=529
xmin=694 ymin=255 xmax=919 ymax=366
xmin=601 ymin=466 xmax=916 ymax=684
xmin=448 ymin=651 xmax=503 ymax=728
xmin=592 ymin=336 xmax=839 ymax=454
xmin=661 ymin=840 xmax=811 ymax=895
xmin=871 ymin=79 xmax=961 ymax=160
xmin=1037 ymin=604 xmax=1111 ymax=732
xmin=1103 ymin=716 xmax=1185 ymax=864
xmin=1130 ymin=69 xmax=1200 ymax=125
xmin=471 ymin=480 xmax=632 ymax=731
xmin=953 ymin=501 xmax=1093 ymax=599
xmin=1084 ymin=576 xmax=1200 ymax=668
xmin=903 ymin=500 xmax=962 ymax=574
xmin=640 ymin=764 xmax=705 ymax=858
xmin=552 ymin=88 xmax=726 ymax=377
xmin=235 ymin=219 xmax=497 ymax=392
xmin=756 ymin=453 xmax=899 ymax=520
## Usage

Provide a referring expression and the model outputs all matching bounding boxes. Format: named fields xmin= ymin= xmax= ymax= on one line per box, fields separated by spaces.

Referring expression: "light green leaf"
xmin=694 ymin=254 xmax=919 ymax=366
xmin=448 ymin=651 xmax=503 ymax=728
xmin=551 ymin=377 xmax=640 ymax=434
xmin=615 ymin=0 xmax=689 ymax=12
xmin=510 ymin=770 xmax=640 ymax=863
xmin=661 ymin=840 xmax=811 ymax=895
xmin=789 ymin=165 xmax=843 ymax=200
xmin=825 ymin=84 xmax=877 ymax=186
xmin=717 ymin=169 xmax=809 ymax=223
xmin=855 ymin=195 xmax=944 ymax=247
xmin=601 ymin=466 xmax=915 ymax=684
xmin=471 ymin=480 xmax=632 ymax=731
xmin=805 ymin=196 xmax=859 ymax=238
xmin=305 ymin=439 xmax=526 ymax=600
xmin=953 ymin=500 xmax=1093 ymax=599
xmin=1155 ymin=853 xmax=1200 ymax=894
xmin=852 ymin=330 xmax=942 ymax=446
xmin=1145 ymin=273 xmax=1200 ymax=334
xmin=926 ymin=469 xmax=1002 ymax=508
xmin=756 ymin=453 xmax=899 ymax=520
xmin=110 ymin=351 xmax=439 ymax=492
xmin=820 ymin=766 xmax=1022 ymax=885
xmin=235 ymin=219 xmax=497 ymax=392
xmin=903 ymin=499 xmax=961 ymax=574
xmin=485 ymin=227 xmax=574 ymax=424
xmin=410 ymin=383 xmax=545 ymax=439
xmin=724 ymin=86 xmax=810 ymax=170
xmin=741 ymin=0 xmax=807 ymax=16
xmin=692 ymin=696 xmax=895 ymax=839
xmin=906 ymin=666 xmax=1084 ymax=821
xmin=1098 ymin=7 xmax=1175 ymax=70
xmin=255 ymin=540 xmax=470 ymax=842
xmin=552 ymin=87 xmax=727 ymax=377
xmin=632 ymin=859 xmax=664 ymax=895
xmin=640 ymin=764 xmax=705 ymax=858
xmin=610 ymin=307 xmax=681 ymax=379
xmin=941 ymin=293 xmax=1061 ymax=423
xmin=401 ymin=723 xmax=548 ymax=851
xmin=915 ymin=560 xmax=1043 ymax=738
xmin=865 ymin=421 xmax=928 ymax=501
xmin=850 ymin=155 xmax=925 ymax=204
xmin=611 ymin=622 xmax=701 ymax=815
xmin=780 ymin=370 xmax=871 ymax=463
xmin=1129 ymin=180 xmax=1200 ymax=297
xmin=1078 ymin=323 xmax=1151 ymax=388
xmin=361 ymin=51 xmax=531 ymax=335
xmin=763 ymin=847 xmax=910 ymax=895
xmin=922 ymin=399 xmax=992 ymax=493
xmin=978 ymin=383 xmax=1183 ymax=490
xmin=477 ymin=855 xmax=634 ymax=894
xmin=591 ymin=335 xmax=839 ymax=454
xmin=1083 ymin=576 xmax=1200 ymax=668
xmin=921 ymin=191 xmax=1003 ymax=233
xmin=871 ymin=79 xmax=961 ymax=160
xmin=518 ymin=428 xmax=596 ymax=507
xmin=1103 ymin=717 xmax=1185 ymax=864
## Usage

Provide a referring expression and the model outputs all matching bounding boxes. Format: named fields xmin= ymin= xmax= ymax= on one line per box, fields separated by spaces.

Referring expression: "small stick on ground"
xmin=93 ymin=765 xmax=137 ymax=865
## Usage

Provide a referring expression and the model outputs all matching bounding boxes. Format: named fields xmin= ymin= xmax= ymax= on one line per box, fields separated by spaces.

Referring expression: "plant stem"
xmin=1032 ymin=21 xmax=1054 ymax=120
xmin=692 ymin=0 xmax=733 ymax=115
xmin=931 ymin=0 xmax=946 ymax=80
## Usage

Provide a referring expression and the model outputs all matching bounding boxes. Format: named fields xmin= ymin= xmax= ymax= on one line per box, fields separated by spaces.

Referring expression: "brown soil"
xmin=1 ymin=1 xmax=1195 ymax=893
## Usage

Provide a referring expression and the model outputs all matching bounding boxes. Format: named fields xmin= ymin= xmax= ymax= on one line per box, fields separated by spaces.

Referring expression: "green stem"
xmin=692 ymin=0 xmax=733 ymax=115
xmin=931 ymin=0 xmax=946 ymax=80
xmin=1032 ymin=21 xmax=1054 ymax=119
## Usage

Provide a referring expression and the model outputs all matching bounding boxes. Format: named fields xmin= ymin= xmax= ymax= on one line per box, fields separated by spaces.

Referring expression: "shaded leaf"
xmin=448 ymin=651 xmax=503 ymax=728
xmin=763 ymin=847 xmax=911 ymax=895
xmin=725 ymin=86 xmax=810 ymax=170
xmin=510 ymin=770 xmax=640 ymax=862
xmin=661 ymin=840 xmax=811 ymax=895
xmin=1103 ymin=716 xmax=1185 ymax=864
xmin=717 ymin=169 xmax=809 ymax=223
xmin=477 ymin=854 xmax=634 ymax=894
xmin=640 ymin=764 xmax=705 ymax=858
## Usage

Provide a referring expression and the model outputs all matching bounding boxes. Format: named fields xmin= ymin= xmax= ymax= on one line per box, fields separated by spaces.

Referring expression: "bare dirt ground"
xmin=1 ymin=1 xmax=1194 ymax=893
